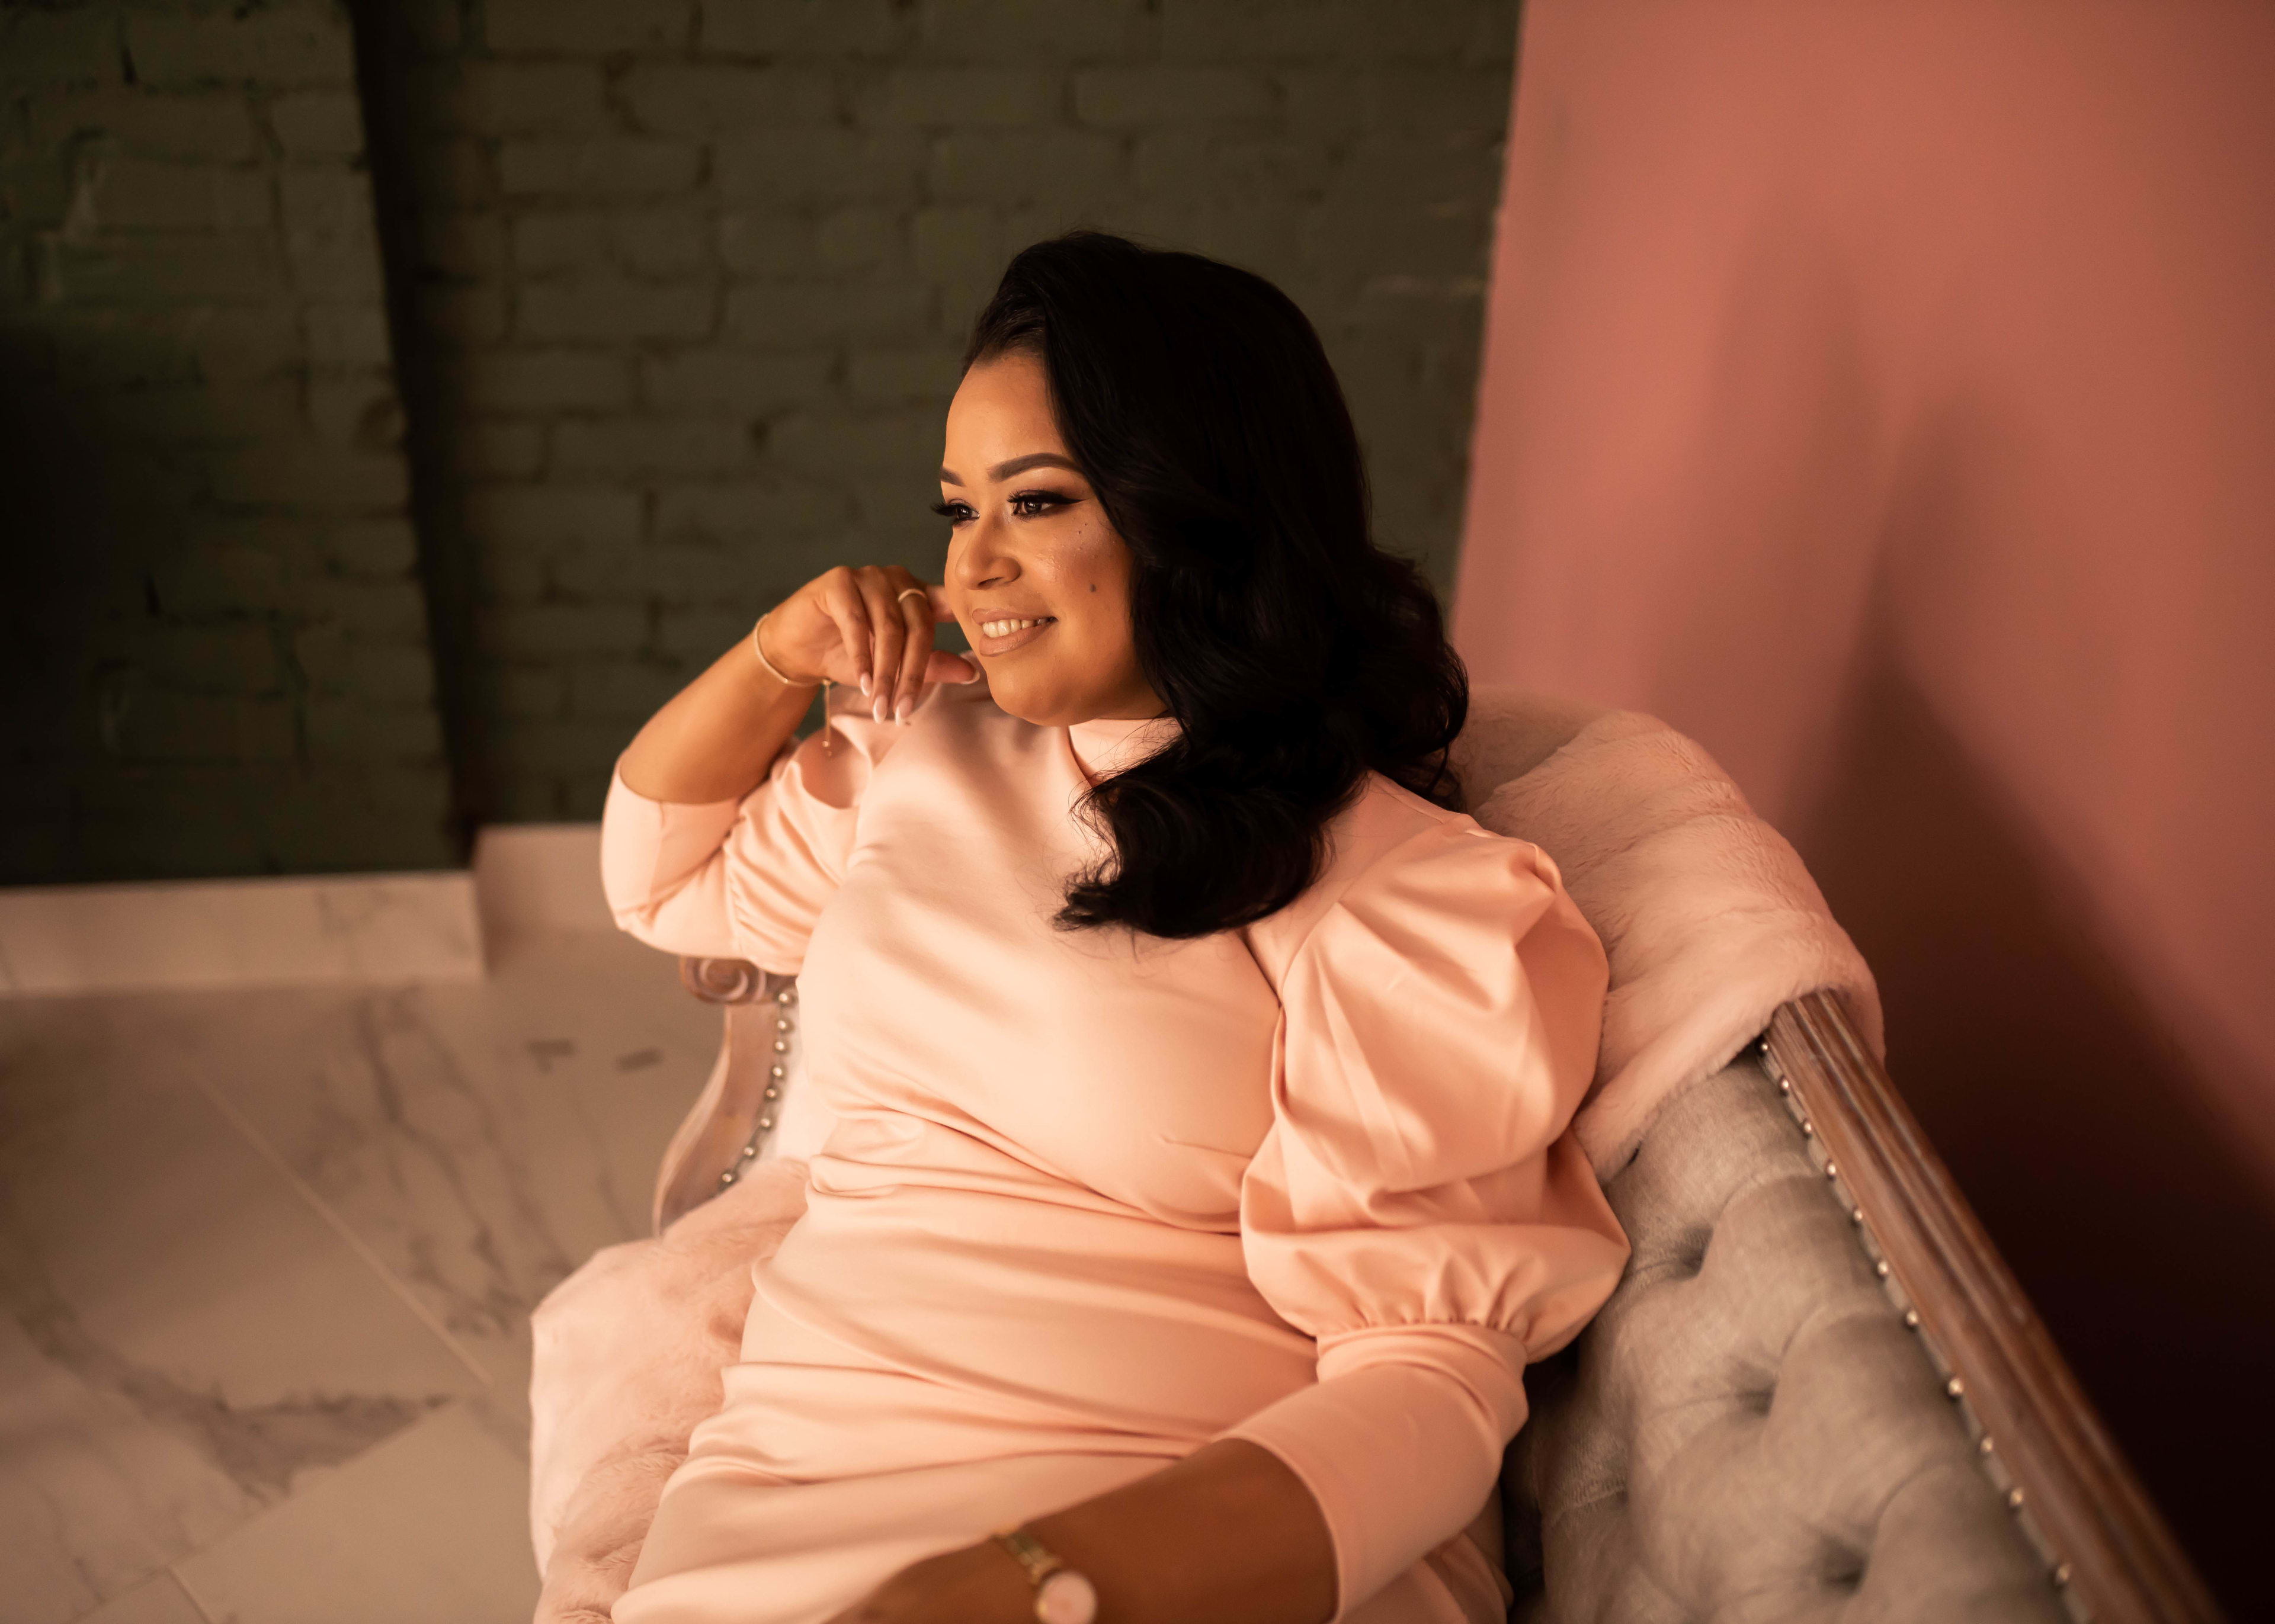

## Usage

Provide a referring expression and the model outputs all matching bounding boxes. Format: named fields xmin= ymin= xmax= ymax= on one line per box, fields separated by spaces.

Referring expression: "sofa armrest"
xmin=652 ymin=957 xmax=794 ymax=1234
xmin=1762 ymin=993 xmax=2216 ymax=1623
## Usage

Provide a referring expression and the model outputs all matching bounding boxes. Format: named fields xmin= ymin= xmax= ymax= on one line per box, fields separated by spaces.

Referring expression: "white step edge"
xmin=0 ymin=824 xmax=608 ymax=996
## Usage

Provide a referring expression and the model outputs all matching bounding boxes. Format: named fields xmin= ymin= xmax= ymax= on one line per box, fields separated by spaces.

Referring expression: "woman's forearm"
xmin=617 ymin=628 xmax=816 ymax=805
xmin=832 ymin=1438 xmax=1338 ymax=1624
xmin=1028 ymin=1438 xmax=1337 ymax=1624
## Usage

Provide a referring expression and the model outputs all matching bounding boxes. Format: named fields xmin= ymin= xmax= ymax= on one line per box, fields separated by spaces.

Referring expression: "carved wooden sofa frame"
xmin=655 ymin=961 xmax=2217 ymax=1623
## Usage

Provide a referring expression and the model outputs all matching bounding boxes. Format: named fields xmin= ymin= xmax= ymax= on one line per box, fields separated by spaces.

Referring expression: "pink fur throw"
xmin=1467 ymin=708 xmax=1885 ymax=1179
xmin=526 ymin=698 xmax=1883 ymax=1613
xmin=529 ymin=1160 xmax=804 ymax=1621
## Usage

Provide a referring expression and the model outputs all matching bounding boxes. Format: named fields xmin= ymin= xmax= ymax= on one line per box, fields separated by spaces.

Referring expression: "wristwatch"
xmin=993 ymin=1528 xmax=1098 ymax=1624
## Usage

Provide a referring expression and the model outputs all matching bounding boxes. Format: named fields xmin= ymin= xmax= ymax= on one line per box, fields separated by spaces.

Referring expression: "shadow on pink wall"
xmin=1454 ymin=0 xmax=2274 ymax=1601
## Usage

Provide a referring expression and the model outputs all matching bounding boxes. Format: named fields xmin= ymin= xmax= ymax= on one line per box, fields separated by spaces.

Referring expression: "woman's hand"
xmin=762 ymin=564 xmax=980 ymax=725
xmin=619 ymin=563 xmax=978 ymax=804
xmin=817 ymin=1440 xmax=1335 ymax=1624
xmin=818 ymin=1539 xmax=1030 ymax=1624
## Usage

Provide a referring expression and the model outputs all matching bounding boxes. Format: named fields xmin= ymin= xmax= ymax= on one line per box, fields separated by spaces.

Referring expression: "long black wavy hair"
xmin=965 ymin=232 xmax=1469 ymax=941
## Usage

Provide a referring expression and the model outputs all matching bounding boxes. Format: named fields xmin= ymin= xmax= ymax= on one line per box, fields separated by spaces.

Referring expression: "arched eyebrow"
xmin=937 ymin=452 xmax=1085 ymax=486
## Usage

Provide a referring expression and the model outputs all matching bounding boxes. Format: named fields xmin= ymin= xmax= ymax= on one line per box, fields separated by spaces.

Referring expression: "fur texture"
xmin=1472 ymin=709 xmax=1885 ymax=1177
xmin=528 ymin=1160 xmax=802 ymax=1621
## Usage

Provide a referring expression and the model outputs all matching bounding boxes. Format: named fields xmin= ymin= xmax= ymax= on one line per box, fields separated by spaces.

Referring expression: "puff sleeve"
xmin=599 ymin=699 xmax=902 ymax=973
xmin=1222 ymin=820 xmax=1630 ymax=1619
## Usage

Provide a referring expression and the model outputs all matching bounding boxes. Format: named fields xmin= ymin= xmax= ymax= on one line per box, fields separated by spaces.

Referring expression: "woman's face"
xmin=938 ymin=349 xmax=1164 ymax=727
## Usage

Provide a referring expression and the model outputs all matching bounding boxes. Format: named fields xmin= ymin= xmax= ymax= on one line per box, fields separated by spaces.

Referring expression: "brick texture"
xmin=364 ymin=0 xmax=1521 ymax=823
xmin=1 ymin=0 xmax=453 ymax=882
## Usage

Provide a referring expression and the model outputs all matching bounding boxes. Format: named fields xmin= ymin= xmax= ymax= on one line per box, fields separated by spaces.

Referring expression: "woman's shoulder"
xmin=1243 ymin=771 xmax=1566 ymax=980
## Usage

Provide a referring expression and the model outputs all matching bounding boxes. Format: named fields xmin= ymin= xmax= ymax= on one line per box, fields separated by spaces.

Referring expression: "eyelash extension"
xmin=930 ymin=491 xmax=1079 ymax=522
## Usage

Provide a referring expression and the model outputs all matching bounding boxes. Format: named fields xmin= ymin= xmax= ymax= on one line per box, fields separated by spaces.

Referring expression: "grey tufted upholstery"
xmin=1504 ymin=1051 xmax=2068 ymax=1623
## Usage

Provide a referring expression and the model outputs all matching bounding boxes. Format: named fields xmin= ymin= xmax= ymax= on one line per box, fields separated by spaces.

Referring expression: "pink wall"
xmin=1454 ymin=0 xmax=2273 ymax=1596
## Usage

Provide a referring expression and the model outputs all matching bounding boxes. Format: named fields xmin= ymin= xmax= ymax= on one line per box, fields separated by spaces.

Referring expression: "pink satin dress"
xmin=598 ymin=680 xmax=1628 ymax=1624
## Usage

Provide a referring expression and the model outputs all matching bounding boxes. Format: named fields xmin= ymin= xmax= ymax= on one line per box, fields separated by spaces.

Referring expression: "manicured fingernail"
xmin=872 ymin=696 xmax=887 ymax=723
xmin=894 ymin=700 xmax=911 ymax=725
xmin=859 ymin=672 xmax=871 ymax=698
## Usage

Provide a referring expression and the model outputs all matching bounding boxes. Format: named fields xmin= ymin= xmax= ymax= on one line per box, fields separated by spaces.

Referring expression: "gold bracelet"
xmin=750 ymin=611 xmax=818 ymax=689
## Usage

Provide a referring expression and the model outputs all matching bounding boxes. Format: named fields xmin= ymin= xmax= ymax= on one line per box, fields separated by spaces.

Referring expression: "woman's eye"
xmin=1010 ymin=490 xmax=1071 ymax=518
xmin=931 ymin=501 xmax=974 ymax=524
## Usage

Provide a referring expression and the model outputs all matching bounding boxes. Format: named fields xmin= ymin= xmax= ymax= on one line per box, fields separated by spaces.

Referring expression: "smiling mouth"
xmin=978 ymin=615 xmax=1055 ymax=638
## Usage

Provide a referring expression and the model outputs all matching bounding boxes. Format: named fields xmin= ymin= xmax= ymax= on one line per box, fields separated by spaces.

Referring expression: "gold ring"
xmin=896 ymin=588 xmax=927 ymax=606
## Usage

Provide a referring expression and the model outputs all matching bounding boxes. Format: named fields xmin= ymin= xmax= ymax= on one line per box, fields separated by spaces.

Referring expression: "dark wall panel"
xmin=1 ymin=0 xmax=454 ymax=883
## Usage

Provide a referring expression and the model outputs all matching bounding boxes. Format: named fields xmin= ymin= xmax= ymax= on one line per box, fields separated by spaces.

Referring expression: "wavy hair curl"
xmin=965 ymin=232 xmax=1468 ymax=940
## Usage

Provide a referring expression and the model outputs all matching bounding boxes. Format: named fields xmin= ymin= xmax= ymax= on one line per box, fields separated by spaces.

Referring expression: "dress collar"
xmin=1065 ymin=712 xmax=1180 ymax=783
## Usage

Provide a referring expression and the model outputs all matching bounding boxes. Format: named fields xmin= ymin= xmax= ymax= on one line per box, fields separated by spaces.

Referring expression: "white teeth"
xmin=981 ymin=617 xmax=1052 ymax=637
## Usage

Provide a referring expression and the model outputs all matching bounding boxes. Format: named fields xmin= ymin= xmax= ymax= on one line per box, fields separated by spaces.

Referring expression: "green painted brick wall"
xmin=6 ymin=0 xmax=1524 ymax=877
xmin=1 ymin=0 xmax=456 ymax=882
xmin=366 ymin=0 xmax=1524 ymax=824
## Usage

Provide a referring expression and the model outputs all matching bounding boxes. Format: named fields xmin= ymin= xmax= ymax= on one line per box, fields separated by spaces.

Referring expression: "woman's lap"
xmin=617 ymin=1445 xmax=1505 ymax=1624
xmin=616 ymin=1450 xmax=1160 ymax=1624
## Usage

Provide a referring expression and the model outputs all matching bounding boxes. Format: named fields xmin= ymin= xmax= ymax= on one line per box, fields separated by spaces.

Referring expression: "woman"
xmin=600 ymin=233 xmax=1628 ymax=1624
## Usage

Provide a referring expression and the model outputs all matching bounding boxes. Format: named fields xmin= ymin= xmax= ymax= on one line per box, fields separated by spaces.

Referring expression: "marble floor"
xmin=0 ymin=927 xmax=721 ymax=1624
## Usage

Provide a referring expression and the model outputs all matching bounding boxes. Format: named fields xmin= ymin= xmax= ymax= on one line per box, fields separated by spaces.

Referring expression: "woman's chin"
xmin=989 ymin=695 xmax=1071 ymax=728
xmin=981 ymin=673 xmax=1087 ymax=730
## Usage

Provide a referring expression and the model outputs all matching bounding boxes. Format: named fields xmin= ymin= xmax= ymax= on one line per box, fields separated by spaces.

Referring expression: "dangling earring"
xmin=752 ymin=610 xmax=834 ymax=756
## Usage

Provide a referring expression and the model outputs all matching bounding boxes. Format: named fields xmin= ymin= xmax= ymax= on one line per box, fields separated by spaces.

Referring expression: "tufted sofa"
xmin=1505 ymin=1034 xmax=2065 ymax=1620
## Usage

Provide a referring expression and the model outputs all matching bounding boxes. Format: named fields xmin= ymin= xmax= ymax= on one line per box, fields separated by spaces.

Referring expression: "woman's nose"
xmin=953 ymin=515 xmax=1020 ymax=589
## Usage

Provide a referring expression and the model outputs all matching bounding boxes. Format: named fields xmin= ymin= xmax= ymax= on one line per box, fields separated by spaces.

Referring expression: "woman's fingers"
xmin=891 ymin=582 xmax=934 ymax=723
xmin=770 ymin=565 xmax=970 ymax=707
xmin=858 ymin=569 xmax=906 ymax=722
xmin=818 ymin=569 xmax=868 ymax=690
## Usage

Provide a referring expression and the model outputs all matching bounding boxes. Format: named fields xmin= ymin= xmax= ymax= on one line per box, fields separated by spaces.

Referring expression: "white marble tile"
xmin=173 ymin=1400 xmax=541 ymax=1624
xmin=73 ymin=1571 xmax=210 ymax=1624
xmin=0 ymin=1311 xmax=244 ymax=1624
xmin=174 ymin=930 xmax=722 ymax=1400
xmin=0 ymin=872 xmax=483 ymax=996
xmin=0 ymin=1000 xmax=487 ymax=1622
xmin=0 ymin=924 xmax=719 ymax=1617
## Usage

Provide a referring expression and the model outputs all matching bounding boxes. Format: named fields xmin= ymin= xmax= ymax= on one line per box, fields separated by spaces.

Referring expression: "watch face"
xmin=1034 ymin=1569 xmax=1098 ymax=1624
